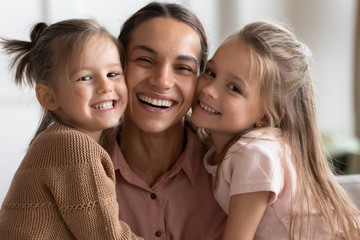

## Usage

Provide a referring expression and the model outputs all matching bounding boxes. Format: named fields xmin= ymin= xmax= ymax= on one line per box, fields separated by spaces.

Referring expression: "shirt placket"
xmin=148 ymin=190 xmax=166 ymax=240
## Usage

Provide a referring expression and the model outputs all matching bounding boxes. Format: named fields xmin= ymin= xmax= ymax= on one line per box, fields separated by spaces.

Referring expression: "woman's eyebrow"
xmin=176 ymin=55 xmax=199 ymax=66
xmin=132 ymin=45 xmax=198 ymax=66
xmin=132 ymin=45 xmax=157 ymax=55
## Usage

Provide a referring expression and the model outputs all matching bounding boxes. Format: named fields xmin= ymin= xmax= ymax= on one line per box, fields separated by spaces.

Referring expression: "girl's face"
xmin=191 ymin=37 xmax=265 ymax=148
xmin=124 ymin=17 xmax=201 ymax=133
xmin=53 ymin=35 xmax=127 ymax=139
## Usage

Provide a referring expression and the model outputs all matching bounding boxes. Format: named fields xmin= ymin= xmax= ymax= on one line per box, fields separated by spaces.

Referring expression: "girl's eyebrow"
xmin=132 ymin=45 xmax=199 ymax=66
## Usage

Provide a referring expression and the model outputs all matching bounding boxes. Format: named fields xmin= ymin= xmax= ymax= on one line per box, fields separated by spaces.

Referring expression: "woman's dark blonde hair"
xmin=119 ymin=1 xmax=208 ymax=74
xmin=208 ymin=21 xmax=360 ymax=239
xmin=1 ymin=18 xmax=123 ymax=140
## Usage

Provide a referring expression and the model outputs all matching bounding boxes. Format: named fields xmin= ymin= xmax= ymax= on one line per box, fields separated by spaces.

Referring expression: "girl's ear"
xmin=255 ymin=115 xmax=269 ymax=128
xmin=35 ymin=83 xmax=59 ymax=111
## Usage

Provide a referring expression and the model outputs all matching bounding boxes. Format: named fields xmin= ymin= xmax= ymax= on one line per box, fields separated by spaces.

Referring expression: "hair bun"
xmin=30 ymin=22 xmax=48 ymax=46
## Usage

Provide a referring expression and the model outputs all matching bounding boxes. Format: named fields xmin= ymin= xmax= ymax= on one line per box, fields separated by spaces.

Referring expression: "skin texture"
xmin=191 ymin=37 xmax=269 ymax=240
xmin=119 ymin=17 xmax=202 ymax=186
xmin=36 ymin=35 xmax=127 ymax=142
xmin=192 ymin=37 xmax=266 ymax=154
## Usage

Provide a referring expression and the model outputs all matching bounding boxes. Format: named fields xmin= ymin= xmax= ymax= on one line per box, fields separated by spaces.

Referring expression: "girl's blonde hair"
xmin=209 ymin=21 xmax=360 ymax=239
xmin=1 ymin=18 xmax=123 ymax=140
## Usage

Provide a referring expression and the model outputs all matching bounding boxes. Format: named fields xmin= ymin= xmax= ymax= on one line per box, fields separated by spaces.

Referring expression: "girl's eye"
xmin=205 ymin=69 xmax=216 ymax=78
xmin=77 ymin=76 xmax=92 ymax=81
xmin=228 ymin=84 xmax=242 ymax=94
xmin=107 ymin=72 xmax=120 ymax=78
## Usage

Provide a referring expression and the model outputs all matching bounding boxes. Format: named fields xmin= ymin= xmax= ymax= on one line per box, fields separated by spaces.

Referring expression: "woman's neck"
xmin=119 ymin=117 xmax=185 ymax=186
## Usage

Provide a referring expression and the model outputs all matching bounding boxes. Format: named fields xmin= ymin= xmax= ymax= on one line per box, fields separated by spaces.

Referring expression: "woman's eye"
xmin=176 ymin=65 xmax=195 ymax=74
xmin=136 ymin=57 xmax=153 ymax=64
xmin=77 ymin=76 xmax=92 ymax=81
xmin=177 ymin=66 xmax=191 ymax=72
xmin=228 ymin=84 xmax=242 ymax=94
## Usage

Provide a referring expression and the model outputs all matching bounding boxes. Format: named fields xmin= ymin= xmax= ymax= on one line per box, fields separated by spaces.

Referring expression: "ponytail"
xmin=1 ymin=22 xmax=48 ymax=87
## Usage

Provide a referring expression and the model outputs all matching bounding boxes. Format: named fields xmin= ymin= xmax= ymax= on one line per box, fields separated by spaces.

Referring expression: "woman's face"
xmin=124 ymin=17 xmax=201 ymax=133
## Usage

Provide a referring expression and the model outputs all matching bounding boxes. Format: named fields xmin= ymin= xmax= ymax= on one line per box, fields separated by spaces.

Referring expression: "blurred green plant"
xmin=322 ymin=133 xmax=360 ymax=175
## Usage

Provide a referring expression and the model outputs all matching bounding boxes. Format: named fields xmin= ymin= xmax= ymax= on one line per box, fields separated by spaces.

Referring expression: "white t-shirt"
xmin=204 ymin=128 xmax=329 ymax=239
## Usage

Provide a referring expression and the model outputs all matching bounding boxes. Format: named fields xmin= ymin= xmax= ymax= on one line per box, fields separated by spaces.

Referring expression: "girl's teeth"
xmin=93 ymin=101 xmax=113 ymax=110
xmin=200 ymin=102 xmax=218 ymax=113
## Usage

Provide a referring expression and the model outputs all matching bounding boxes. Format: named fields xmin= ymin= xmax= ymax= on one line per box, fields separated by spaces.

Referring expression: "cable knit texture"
xmin=0 ymin=122 xmax=143 ymax=240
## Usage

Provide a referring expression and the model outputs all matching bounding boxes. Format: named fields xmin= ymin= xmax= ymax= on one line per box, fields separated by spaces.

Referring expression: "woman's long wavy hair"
xmin=208 ymin=21 xmax=360 ymax=239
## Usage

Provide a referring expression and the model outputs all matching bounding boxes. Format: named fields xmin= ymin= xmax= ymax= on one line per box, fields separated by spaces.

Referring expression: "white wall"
xmin=0 ymin=0 xmax=357 ymax=204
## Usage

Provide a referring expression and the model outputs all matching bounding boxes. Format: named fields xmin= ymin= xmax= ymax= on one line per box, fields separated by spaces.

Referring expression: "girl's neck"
xmin=81 ymin=129 xmax=102 ymax=143
xmin=210 ymin=132 xmax=233 ymax=157
xmin=119 ymin=117 xmax=185 ymax=186
xmin=57 ymin=119 xmax=103 ymax=143
xmin=210 ymin=131 xmax=243 ymax=165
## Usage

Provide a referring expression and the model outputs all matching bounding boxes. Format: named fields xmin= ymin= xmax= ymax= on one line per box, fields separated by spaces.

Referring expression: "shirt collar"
xmin=168 ymin=126 xmax=204 ymax=186
xmin=103 ymin=124 xmax=204 ymax=187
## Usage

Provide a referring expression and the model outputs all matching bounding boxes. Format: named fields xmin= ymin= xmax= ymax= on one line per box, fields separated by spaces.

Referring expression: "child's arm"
xmin=222 ymin=191 xmax=269 ymax=240
xmin=44 ymin=128 xmax=143 ymax=240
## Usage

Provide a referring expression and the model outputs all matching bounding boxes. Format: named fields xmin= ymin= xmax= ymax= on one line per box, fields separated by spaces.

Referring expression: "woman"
xmin=103 ymin=2 xmax=227 ymax=239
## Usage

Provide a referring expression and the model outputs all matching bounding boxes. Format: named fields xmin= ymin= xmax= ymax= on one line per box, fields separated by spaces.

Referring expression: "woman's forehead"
xmin=127 ymin=17 xmax=201 ymax=59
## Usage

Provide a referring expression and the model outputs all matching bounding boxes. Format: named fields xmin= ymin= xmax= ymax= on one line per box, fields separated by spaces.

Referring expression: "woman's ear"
xmin=35 ymin=83 xmax=58 ymax=111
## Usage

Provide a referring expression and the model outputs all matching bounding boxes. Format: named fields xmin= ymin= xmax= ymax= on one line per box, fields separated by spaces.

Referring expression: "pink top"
xmin=204 ymin=128 xmax=330 ymax=239
xmin=103 ymin=124 xmax=227 ymax=240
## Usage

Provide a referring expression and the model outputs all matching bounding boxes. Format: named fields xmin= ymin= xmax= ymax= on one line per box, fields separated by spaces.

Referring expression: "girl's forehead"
xmin=212 ymin=38 xmax=262 ymax=86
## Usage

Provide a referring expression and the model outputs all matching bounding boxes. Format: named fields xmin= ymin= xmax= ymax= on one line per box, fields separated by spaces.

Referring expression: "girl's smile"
xmin=191 ymin=37 xmax=265 ymax=151
xmin=52 ymin=34 xmax=127 ymax=140
xmin=198 ymin=100 xmax=221 ymax=114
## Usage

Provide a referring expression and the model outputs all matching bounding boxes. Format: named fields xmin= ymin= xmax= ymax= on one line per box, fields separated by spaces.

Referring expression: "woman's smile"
xmin=137 ymin=94 xmax=176 ymax=109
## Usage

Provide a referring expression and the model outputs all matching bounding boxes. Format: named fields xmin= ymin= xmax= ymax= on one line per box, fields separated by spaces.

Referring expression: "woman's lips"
xmin=137 ymin=94 xmax=176 ymax=109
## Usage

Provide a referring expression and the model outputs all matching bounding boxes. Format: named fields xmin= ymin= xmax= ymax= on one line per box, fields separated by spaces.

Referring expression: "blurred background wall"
xmin=0 ymin=0 xmax=358 ymax=204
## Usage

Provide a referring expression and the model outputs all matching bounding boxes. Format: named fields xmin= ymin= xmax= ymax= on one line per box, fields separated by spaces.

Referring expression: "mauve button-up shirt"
xmin=103 ymin=124 xmax=227 ymax=240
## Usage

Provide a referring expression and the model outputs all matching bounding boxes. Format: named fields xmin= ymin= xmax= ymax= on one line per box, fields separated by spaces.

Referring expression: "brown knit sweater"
xmin=0 ymin=122 xmax=143 ymax=240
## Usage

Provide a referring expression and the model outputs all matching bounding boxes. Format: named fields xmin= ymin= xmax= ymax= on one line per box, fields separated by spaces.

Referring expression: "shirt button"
xmin=151 ymin=193 xmax=157 ymax=199
xmin=155 ymin=230 xmax=162 ymax=237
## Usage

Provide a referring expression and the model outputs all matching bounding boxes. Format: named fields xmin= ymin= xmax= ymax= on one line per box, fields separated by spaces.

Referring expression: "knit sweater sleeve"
xmin=38 ymin=125 xmax=143 ymax=240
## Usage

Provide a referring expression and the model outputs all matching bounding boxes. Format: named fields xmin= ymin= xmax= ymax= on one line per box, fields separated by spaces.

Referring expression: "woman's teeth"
xmin=139 ymin=94 xmax=174 ymax=108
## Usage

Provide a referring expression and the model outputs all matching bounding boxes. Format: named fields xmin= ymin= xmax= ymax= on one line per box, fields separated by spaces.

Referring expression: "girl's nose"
xmin=202 ymin=81 xmax=218 ymax=99
xmin=96 ymin=78 xmax=112 ymax=94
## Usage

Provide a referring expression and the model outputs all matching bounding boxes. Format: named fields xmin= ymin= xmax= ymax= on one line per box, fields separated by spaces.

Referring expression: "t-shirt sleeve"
xmin=221 ymin=139 xmax=284 ymax=205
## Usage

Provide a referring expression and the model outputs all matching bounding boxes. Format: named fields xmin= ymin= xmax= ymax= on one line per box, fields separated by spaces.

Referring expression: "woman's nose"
xmin=149 ymin=65 xmax=174 ymax=89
